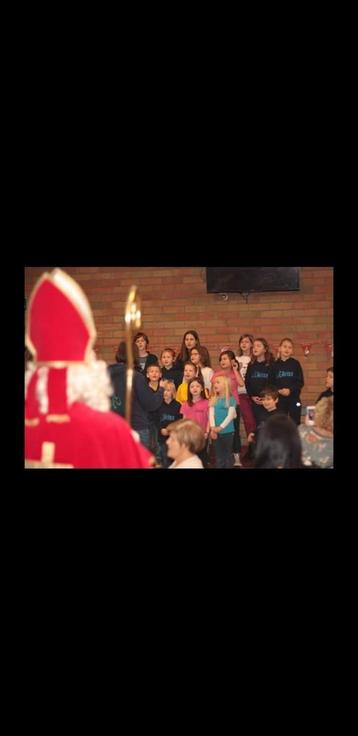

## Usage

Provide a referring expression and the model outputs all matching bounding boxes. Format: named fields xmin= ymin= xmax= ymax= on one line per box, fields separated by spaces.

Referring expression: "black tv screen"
xmin=206 ymin=267 xmax=300 ymax=293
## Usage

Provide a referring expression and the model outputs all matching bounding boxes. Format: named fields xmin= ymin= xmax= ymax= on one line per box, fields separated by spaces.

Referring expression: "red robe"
xmin=25 ymin=369 xmax=153 ymax=469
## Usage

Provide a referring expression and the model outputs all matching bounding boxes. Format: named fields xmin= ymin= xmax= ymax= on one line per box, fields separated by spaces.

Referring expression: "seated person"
xmin=166 ymin=419 xmax=205 ymax=469
xmin=316 ymin=367 xmax=334 ymax=403
xmin=298 ymin=396 xmax=333 ymax=468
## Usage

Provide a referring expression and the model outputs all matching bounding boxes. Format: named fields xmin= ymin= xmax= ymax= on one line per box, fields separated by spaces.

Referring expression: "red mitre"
xmin=25 ymin=268 xmax=96 ymax=365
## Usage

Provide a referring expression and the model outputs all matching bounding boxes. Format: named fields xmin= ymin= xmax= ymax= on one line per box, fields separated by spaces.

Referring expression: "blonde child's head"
xmin=210 ymin=375 xmax=232 ymax=407
xmin=163 ymin=380 xmax=176 ymax=402
xmin=147 ymin=364 xmax=162 ymax=383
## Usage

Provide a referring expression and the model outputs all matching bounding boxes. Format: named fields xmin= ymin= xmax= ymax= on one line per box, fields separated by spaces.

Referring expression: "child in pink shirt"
xmin=211 ymin=349 xmax=243 ymax=405
xmin=180 ymin=377 xmax=210 ymax=466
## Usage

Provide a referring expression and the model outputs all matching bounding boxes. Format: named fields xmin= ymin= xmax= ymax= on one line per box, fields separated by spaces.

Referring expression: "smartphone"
xmin=306 ymin=406 xmax=316 ymax=426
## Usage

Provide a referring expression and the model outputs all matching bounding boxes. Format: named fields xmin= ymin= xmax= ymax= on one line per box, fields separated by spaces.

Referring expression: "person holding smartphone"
xmin=305 ymin=406 xmax=316 ymax=425
xmin=298 ymin=397 xmax=334 ymax=468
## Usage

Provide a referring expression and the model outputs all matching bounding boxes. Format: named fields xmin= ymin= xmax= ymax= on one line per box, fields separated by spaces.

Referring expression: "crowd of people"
xmin=25 ymin=269 xmax=334 ymax=469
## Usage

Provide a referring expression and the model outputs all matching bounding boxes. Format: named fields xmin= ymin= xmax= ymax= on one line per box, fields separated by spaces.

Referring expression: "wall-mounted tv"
xmin=206 ymin=267 xmax=300 ymax=293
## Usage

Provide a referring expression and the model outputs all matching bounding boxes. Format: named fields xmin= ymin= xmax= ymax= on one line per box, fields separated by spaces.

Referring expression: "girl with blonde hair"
xmin=209 ymin=375 xmax=237 ymax=468
xmin=298 ymin=397 xmax=333 ymax=468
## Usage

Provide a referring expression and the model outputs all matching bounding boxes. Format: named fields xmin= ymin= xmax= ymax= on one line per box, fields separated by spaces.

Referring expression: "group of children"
xmin=107 ymin=328 xmax=333 ymax=468
xmin=109 ymin=329 xmax=321 ymax=469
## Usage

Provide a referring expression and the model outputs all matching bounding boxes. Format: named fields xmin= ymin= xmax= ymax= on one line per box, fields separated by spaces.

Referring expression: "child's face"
xmin=189 ymin=349 xmax=200 ymax=365
xmin=184 ymin=365 xmax=196 ymax=382
xmin=147 ymin=366 xmax=161 ymax=382
xmin=240 ymin=337 xmax=252 ymax=354
xmin=189 ymin=381 xmax=202 ymax=399
xmin=136 ymin=336 xmax=147 ymax=352
xmin=262 ymin=394 xmax=278 ymax=412
xmin=161 ymin=351 xmax=174 ymax=369
xmin=253 ymin=341 xmax=265 ymax=358
xmin=326 ymin=370 xmax=334 ymax=389
xmin=185 ymin=334 xmax=197 ymax=349
xmin=213 ymin=378 xmax=224 ymax=395
xmin=220 ymin=354 xmax=231 ymax=369
xmin=163 ymin=387 xmax=174 ymax=403
xmin=279 ymin=340 xmax=293 ymax=360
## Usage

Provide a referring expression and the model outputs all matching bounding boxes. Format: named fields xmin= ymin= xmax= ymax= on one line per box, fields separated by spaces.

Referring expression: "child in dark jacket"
xmin=108 ymin=342 xmax=164 ymax=449
xmin=133 ymin=331 xmax=158 ymax=374
xmin=146 ymin=363 xmax=163 ymax=465
xmin=271 ymin=338 xmax=304 ymax=425
xmin=245 ymin=338 xmax=275 ymax=425
xmin=247 ymin=386 xmax=280 ymax=458
xmin=157 ymin=381 xmax=182 ymax=467
xmin=160 ymin=348 xmax=182 ymax=389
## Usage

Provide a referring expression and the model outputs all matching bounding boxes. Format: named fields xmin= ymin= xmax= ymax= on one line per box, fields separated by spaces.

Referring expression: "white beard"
xmin=25 ymin=358 xmax=113 ymax=414
xmin=67 ymin=359 xmax=112 ymax=412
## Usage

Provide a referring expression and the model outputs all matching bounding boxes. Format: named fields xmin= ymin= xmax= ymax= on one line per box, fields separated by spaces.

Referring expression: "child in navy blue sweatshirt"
xmin=245 ymin=338 xmax=275 ymax=425
xmin=271 ymin=338 xmax=304 ymax=425
xmin=157 ymin=381 xmax=182 ymax=467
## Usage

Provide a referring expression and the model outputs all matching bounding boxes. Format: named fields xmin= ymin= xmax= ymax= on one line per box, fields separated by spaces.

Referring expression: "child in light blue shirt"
xmin=209 ymin=375 xmax=236 ymax=468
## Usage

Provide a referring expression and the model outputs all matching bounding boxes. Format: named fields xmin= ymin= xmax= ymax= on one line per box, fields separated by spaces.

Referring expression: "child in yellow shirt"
xmin=176 ymin=362 xmax=197 ymax=404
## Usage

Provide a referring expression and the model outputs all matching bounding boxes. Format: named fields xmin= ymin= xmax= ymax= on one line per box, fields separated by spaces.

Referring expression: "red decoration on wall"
xmin=301 ymin=344 xmax=312 ymax=357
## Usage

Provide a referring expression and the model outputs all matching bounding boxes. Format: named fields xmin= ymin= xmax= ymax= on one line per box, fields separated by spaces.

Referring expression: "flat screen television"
xmin=206 ymin=267 xmax=300 ymax=293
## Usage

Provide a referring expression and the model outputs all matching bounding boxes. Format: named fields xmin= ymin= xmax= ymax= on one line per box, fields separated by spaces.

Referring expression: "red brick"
xmin=25 ymin=266 xmax=333 ymax=406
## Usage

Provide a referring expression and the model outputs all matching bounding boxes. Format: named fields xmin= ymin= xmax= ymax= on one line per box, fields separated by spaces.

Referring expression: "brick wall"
xmin=25 ymin=266 xmax=333 ymax=410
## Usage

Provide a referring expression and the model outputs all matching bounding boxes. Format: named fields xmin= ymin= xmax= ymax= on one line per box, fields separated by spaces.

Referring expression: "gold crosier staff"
xmin=125 ymin=286 xmax=141 ymax=426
